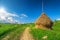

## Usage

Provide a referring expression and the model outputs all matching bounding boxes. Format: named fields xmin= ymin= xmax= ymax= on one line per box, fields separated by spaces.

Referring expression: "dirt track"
xmin=20 ymin=27 xmax=34 ymax=40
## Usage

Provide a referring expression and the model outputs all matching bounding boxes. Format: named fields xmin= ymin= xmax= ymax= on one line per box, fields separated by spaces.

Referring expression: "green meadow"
xmin=0 ymin=20 xmax=60 ymax=40
xmin=30 ymin=20 xmax=60 ymax=40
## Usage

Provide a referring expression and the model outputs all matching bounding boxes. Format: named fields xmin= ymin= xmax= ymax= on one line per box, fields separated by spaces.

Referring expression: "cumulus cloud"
xmin=0 ymin=7 xmax=29 ymax=24
xmin=0 ymin=7 xmax=20 ymax=23
xmin=7 ymin=17 xmax=14 ymax=23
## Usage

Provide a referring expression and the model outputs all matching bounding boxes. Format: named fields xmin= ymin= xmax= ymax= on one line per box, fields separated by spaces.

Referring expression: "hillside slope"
xmin=0 ymin=21 xmax=60 ymax=40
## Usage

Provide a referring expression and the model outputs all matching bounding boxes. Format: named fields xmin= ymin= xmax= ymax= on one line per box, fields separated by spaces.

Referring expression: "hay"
xmin=35 ymin=12 xmax=53 ymax=30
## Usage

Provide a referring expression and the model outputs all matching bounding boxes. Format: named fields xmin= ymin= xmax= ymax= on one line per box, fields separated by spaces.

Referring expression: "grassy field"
xmin=0 ymin=21 xmax=60 ymax=40
xmin=0 ymin=23 xmax=30 ymax=40
xmin=30 ymin=20 xmax=60 ymax=40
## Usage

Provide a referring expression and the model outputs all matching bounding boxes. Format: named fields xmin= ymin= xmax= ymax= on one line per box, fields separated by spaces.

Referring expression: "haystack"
xmin=35 ymin=12 xmax=53 ymax=30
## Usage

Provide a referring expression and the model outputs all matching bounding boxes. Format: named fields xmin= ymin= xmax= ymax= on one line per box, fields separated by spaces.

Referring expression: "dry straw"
xmin=35 ymin=12 xmax=53 ymax=30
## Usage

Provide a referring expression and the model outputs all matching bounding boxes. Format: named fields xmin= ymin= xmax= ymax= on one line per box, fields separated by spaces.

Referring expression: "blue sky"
xmin=0 ymin=0 xmax=60 ymax=23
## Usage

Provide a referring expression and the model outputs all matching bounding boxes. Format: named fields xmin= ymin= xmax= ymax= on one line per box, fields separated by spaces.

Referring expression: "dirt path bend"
xmin=20 ymin=27 xmax=34 ymax=40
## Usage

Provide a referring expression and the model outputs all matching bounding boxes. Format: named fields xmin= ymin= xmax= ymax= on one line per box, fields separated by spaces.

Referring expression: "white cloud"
xmin=0 ymin=7 xmax=29 ymax=24
xmin=0 ymin=7 xmax=20 ymax=23
xmin=7 ymin=17 xmax=20 ymax=24
xmin=7 ymin=17 xmax=14 ymax=23
xmin=20 ymin=14 xmax=28 ymax=18
xmin=0 ymin=8 xmax=19 ymax=17
xmin=0 ymin=16 xmax=6 ymax=20
xmin=57 ymin=18 xmax=60 ymax=20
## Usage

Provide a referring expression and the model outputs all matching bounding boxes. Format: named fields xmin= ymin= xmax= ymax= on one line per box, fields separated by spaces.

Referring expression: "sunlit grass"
xmin=30 ymin=21 xmax=60 ymax=40
xmin=0 ymin=21 xmax=60 ymax=40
